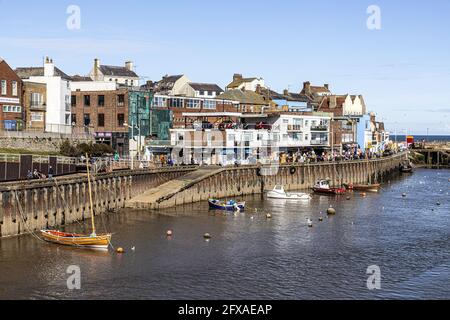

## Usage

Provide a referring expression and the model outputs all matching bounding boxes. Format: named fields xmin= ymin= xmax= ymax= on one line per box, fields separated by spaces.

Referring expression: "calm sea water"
xmin=0 ymin=169 xmax=449 ymax=300
xmin=393 ymin=135 xmax=450 ymax=142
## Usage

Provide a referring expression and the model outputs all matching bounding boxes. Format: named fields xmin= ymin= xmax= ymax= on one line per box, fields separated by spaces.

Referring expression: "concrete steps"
xmin=125 ymin=167 xmax=223 ymax=210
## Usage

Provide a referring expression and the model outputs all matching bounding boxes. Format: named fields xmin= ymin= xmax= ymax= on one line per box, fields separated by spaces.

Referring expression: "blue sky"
xmin=1 ymin=0 xmax=449 ymax=134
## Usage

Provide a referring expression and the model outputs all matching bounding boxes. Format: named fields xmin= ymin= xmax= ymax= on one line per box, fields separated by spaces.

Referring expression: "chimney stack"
xmin=44 ymin=57 xmax=55 ymax=77
xmin=283 ymin=89 xmax=289 ymax=96
xmin=324 ymin=84 xmax=329 ymax=90
xmin=329 ymin=96 xmax=337 ymax=109
xmin=303 ymin=81 xmax=311 ymax=95
xmin=125 ymin=61 xmax=134 ymax=71
xmin=233 ymin=73 xmax=243 ymax=82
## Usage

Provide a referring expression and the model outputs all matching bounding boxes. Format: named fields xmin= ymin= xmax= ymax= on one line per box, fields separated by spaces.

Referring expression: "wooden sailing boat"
xmin=41 ymin=154 xmax=112 ymax=250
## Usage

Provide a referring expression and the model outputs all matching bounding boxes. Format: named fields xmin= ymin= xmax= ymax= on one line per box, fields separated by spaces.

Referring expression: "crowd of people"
xmin=26 ymin=166 xmax=54 ymax=180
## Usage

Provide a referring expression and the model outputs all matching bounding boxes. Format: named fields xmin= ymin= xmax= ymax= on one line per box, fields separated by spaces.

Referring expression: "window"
xmin=1 ymin=80 xmax=6 ymax=95
xmin=273 ymin=133 xmax=280 ymax=142
xmin=84 ymin=95 xmax=91 ymax=106
xmin=152 ymin=96 xmax=167 ymax=108
xmin=71 ymin=95 xmax=77 ymax=107
xmin=31 ymin=93 xmax=43 ymax=106
xmin=208 ymin=91 xmax=213 ymax=96
xmin=186 ymin=99 xmax=200 ymax=109
xmin=98 ymin=95 xmax=105 ymax=107
xmin=2 ymin=105 xmax=22 ymax=113
xmin=71 ymin=114 xmax=77 ymax=125
xmin=118 ymin=94 xmax=125 ymax=107
xmin=304 ymin=120 xmax=309 ymax=127
xmin=168 ymin=98 xmax=183 ymax=108
xmin=243 ymin=133 xmax=253 ymax=141
xmin=203 ymin=100 xmax=217 ymax=110
xmin=31 ymin=112 xmax=44 ymax=122
xmin=65 ymin=96 xmax=71 ymax=111
xmin=117 ymin=114 xmax=125 ymax=127
xmin=131 ymin=80 xmax=134 ymax=86
xmin=283 ymin=119 xmax=289 ymax=124
xmin=98 ymin=113 xmax=105 ymax=127
xmin=84 ymin=114 xmax=91 ymax=126
xmin=12 ymin=81 xmax=18 ymax=96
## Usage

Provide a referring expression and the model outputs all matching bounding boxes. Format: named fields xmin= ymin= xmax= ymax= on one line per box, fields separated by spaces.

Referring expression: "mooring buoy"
xmin=116 ymin=247 xmax=125 ymax=254
xmin=327 ymin=207 xmax=336 ymax=215
xmin=203 ymin=233 xmax=212 ymax=239
xmin=166 ymin=230 xmax=173 ymax=237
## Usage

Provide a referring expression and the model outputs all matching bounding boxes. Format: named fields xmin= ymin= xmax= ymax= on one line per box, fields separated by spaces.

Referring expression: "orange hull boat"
xmin=41 ymin=230 xmax=111 ymax=250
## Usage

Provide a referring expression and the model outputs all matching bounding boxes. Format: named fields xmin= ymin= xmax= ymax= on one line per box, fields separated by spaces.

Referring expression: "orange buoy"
xmin=116 ymin=247 xmax=125 ymax=254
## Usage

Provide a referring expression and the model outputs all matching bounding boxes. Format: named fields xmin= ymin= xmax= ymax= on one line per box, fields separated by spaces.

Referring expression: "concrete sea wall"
xmin=0 ymin=167 xmax=197 ymax=237
xmin=127 ymin=152 xmax=407 ymax=210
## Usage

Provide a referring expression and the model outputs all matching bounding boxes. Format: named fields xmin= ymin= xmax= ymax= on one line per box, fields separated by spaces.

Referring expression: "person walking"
xmin=48 ymin=166 xmax=54 ymax=179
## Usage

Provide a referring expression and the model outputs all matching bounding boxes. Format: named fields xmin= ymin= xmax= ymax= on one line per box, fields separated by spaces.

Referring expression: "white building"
xmin=180 ymin=83 xmax=224 ymax=98
xmin=342 ymin=95 xmax=367 ymax=116
xmin=153 ymin=75 xmax=191 ymax=96
xmin=89 ymin=59 xmax=140 ymax=87
xmin=226 ymin=74 xmax=266 ymax=92
xmin=169 ymin=112 xmax=331 ymax=165
xmin=15 ymin=57 xmax=72 ymax=134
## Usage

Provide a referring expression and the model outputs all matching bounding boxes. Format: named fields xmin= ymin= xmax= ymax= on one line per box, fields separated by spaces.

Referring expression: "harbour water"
xmin=0 ymin=169 xmax=449 ymax=300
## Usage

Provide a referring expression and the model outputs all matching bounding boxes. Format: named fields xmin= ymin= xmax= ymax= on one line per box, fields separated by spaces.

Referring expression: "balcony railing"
xmin=310 ymin=140 xmax=329 ymax=145
xmin=30 ymin=102 xmax=46 ymax=110
xmin=311 ymin=125 xmax=328 ymax=131
xmin=287 ymin=125 xmax=303 ymax=132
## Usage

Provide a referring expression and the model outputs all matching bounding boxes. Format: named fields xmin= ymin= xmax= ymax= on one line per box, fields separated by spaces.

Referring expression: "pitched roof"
xmin=310 ymin=86 xmax=330 ymax=94
xmin=226 ymin=77 xmax=258 ymax=89
xmin=258 ymin=87 xmax=310 ymax=103
xmin=98 ymin=65 xmax=139 ymax=78
xmin=218 ymin=89 xmax=268 ymax=105
xmin=188 ymin=83 xmax=223 ymax=93
xmin=15 ymin=67 xmax=72 ymax=80
xmin=153 ymin=75 xmax=184 ymax=94
xmin=71 ymin=75 xmax=93 ymax=82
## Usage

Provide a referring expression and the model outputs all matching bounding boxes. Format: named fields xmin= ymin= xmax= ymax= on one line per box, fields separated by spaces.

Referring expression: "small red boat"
xmin=312 ymin=180 xmax=346 ymax=195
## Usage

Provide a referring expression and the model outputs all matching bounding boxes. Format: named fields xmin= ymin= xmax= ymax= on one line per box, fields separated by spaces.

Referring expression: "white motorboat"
xmin=267 ymin=185 xmax=312 ymax=200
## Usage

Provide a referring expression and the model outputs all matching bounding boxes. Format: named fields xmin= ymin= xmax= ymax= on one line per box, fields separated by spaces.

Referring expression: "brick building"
xmin=0 ymin=58 xmax=24 ymax=131
xmin=71 ymin=86 xmax=129 ymax=155
xmin=23 ymin=82 xmax=47 ymax=131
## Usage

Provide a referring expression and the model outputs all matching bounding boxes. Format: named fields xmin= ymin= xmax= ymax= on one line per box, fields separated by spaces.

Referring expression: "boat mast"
xmin=86 ymin=154 xmax=96 ymax=237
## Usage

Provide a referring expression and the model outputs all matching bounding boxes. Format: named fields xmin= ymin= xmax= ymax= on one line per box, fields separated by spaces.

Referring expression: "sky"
xmin=0 ymin=0 xmax=449 ymax=135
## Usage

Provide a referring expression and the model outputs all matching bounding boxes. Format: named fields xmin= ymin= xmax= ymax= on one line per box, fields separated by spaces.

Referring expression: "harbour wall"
xmin=126 ymin=152 xmax=407 ymax=210
xmin=0 ymin=166 xmax=197 ymax=238
xmin=0 ymin=153 xmax=406 ymax=238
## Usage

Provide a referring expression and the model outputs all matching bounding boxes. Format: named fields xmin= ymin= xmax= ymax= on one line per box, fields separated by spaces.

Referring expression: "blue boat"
xmin=208 ymin=199 xmax=246 ymax=211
